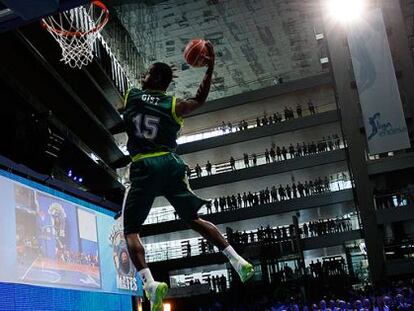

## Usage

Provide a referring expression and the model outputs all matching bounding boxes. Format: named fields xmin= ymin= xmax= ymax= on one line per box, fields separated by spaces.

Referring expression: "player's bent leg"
xmin=125 ymin=233 xmax=168 ymax=311
xmin=187 ymin=217 xmax=229 ymax=250
xmin=125 ymin=233 xmax=147 ymax=270
xmin=187 ymin=217 xmax=255 ymax=283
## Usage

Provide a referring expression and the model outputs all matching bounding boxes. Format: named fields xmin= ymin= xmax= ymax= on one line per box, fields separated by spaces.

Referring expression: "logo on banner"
xmin=108 ymin=218 xmax=138 ymax=291
xmin=367 ymin=112 xmax=407 ymax=141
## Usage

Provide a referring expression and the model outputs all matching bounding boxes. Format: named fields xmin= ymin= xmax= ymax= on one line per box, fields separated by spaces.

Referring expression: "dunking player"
xmin=122 ymin=42 xmax=254 ymax=310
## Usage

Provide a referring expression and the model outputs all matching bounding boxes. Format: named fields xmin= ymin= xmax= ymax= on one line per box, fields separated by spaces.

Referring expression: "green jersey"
xmin=123 ymin=88 xmax=183 ymax=158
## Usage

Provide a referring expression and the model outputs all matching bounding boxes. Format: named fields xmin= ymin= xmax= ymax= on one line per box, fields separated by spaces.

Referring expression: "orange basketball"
xmin=183 ymin=39 xmax=209 ymax=68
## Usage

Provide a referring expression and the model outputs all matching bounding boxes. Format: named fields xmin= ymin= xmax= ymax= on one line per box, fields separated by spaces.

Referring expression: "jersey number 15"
xmin=133 ymin=113 xmax=160 ymax=140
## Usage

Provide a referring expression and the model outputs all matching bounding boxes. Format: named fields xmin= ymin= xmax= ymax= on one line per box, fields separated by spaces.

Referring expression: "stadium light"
xmin=327 ymin=0 xmax=364 ymax=23
xmin=163 ymin=303 xmax=171 ymax=311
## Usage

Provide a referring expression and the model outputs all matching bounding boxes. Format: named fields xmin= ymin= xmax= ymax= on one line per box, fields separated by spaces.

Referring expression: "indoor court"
xmin=0 ymin=0 xmax=414 ymax=310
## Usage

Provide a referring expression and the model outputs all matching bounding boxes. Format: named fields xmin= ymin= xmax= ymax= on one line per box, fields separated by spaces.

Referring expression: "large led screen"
xmin=0 ymin=169 xmax=142 ymax=297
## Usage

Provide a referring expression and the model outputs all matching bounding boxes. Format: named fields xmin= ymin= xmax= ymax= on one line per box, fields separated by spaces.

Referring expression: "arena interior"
xmin=0 ymin=0 xmax=414 ymax=310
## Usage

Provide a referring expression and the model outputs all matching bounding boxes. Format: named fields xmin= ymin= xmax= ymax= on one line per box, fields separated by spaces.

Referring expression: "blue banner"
xmin=0 ymin=169 xmax=142 ymax=297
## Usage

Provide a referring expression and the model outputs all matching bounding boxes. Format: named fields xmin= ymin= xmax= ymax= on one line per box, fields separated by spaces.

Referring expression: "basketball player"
xmin=122 ymin=42 xmax=254 ymax=311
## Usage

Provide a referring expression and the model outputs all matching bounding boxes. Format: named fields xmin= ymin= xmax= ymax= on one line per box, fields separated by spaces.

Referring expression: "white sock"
xmin=139 ymin=268 xmax=155 ymax=289
xmin=222 ymin=246 xmax=248 ymax=269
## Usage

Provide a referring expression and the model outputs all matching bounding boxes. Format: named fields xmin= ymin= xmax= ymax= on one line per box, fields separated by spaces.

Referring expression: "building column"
xmin=321 ymin=5 xmax=385 ymax=282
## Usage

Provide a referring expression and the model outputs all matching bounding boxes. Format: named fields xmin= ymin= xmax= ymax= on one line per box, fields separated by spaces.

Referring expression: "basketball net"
xmin=41 ymin=1 xmax=109 ymax=69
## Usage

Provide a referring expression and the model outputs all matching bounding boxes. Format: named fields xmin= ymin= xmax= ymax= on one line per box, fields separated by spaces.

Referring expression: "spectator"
xmin=279 ymin=184 xmax=286 ymax=200
xmin=292 ymin=182 xmax=298 ymax=198
xmin=238 ymin=120 xmax=243 ymax=131
xmin=243 ymin=120 xmax=248 ymax=130
xmin=227 ymin=121 xmax=232 ymax=132
xmin=327 ymin=135 xmax=334 ymax=151
xmin=237 ymin=193 xmax=242 ymax=208
xmin=296 ymin=103 xmax=303 ymax=117
xmin=243 ymin=153 xmax=249 ymax=168
xmin=252 ymin=153 xmax=257 ymax=166
xmin=213 ymin=198 xmax=219 ymax=213
xmin=206 ymin=161 xmax=212 ymax=176
xmin=220 ymin=121 xmax=226 ymax=133
xmin=268 ymin=114 xmax=273 ymax=124
xmin=271 ymin=185 xmax=278 ymax=202
xmin=273 ymin=112 xmax=279 ymax=123
xmin=276 ymin=146 xmax=282 ymax=161
xmin=206 ymin=201 xmax=212 ymax=214
xmin=296 ymin=142 xmax=302 ymax=157
xmin=230 ymin=156 xmax=236 ymax=170
xmin=262 ymin=114 xmax=268 ymax=126
xmin=270 ymin=147 xmax=276 ymax=162
xmin=265 ymin=149 xmax=271 ymax=164
xmin=284 ymin=106 xmax=290 ymax=120
xmin=242 ymin=192 xmax=248 ymax=207
xmin=334 ymin=134 xmax=341 ymax=149
xmin=304 ymin=181 xmax=310 ymax=196
xmin=282 ymin=146 xmax=288 ymax=160
xmin=289 ymin=143 xmax=295 ymax=159
xmin=186 ymin=165 xmax=192 ymax=179
xmin=195 ymin=163 xmax=202 ymax=178
xmin=308 ymin=99 xmax=316 ymax=114
xmin=298 ymin=181 xmax=305 ymax=197
xmin=302 ymin=142 xmax=308 ymax=155
xmin=286 ymin=184 xmax=292 ymax=199
xmin=256 ymin=117 xmax=261 ymax=127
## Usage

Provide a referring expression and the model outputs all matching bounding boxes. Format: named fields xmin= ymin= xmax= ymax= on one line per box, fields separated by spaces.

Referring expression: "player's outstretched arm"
xmin=175 ymin=41 xmax=215 ymax=117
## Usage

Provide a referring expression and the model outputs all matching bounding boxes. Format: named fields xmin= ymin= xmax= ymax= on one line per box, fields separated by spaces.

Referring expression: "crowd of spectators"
xmin=194 ymin=279 xmax=414 ymax=311
xmin=218 ymin=100 xmax=318 ymax=134
xmin=189 ymin=135 xmax=342 ymax=178
xmin=308 ymin=256 xmax=346 ymax=279
xmin=201 ymin=175 xmax=339 ymax=215
xmin=301 ymin=217 xmax=353 ymax=238
xmin=56 ymin=249 xmax=99 ymax=267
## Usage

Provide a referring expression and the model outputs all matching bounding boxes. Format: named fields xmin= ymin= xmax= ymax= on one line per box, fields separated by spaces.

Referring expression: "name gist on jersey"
xmin=141 ymin=94 xmax=160 ymax=105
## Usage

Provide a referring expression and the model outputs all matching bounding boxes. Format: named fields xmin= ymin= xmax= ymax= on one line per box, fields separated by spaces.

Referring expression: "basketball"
xmin=183 ymin=39 xmax=210 ymax=68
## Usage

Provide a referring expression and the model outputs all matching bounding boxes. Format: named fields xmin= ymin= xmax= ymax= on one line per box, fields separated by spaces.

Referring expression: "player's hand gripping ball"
xmin=183 ymin=39 xmax=214 ymax=68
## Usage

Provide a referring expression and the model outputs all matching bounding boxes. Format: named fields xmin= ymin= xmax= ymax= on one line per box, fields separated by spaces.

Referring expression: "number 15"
xmin=133 ymin=113 xmax=160 ymax=140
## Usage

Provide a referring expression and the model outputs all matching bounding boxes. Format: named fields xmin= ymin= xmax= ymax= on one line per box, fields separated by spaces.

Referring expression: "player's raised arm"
xmin=175 ymin=41 xmax=215 ymax=117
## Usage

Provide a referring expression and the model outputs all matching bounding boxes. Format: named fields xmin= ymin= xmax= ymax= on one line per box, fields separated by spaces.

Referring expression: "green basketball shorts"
xmin=123 ymin=152 xmax=209 ymax=234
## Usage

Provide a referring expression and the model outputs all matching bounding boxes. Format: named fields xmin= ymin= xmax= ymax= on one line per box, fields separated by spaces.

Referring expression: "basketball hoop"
xmin=41 ymin=1 xmax=109 ymax=69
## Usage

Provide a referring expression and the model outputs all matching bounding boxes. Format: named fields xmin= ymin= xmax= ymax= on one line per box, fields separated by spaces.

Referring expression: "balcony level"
xmin=376 ymin=206 xmax=414 ymax=224
xmin=189 ymin=149 xmax=347 ymax=190
xmin=367 ymin=151 xmax=414 ymax=175
xmin=148 ymin=229 xmax=361 ymax=272
xmin=141 ymin=189 xmax=354 ymax=237
xmin=177 ymin=110 xmax=339 ymax=155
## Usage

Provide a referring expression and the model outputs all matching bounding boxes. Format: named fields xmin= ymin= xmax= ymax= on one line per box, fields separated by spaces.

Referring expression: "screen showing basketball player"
xmin=14 ymin=184 xmax=101 ymax=289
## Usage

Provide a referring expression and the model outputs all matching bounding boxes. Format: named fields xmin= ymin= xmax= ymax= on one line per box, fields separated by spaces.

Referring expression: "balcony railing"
xmin=384 ymin=235 xmax=414 ymax=260
xmin=177 ymin=102 xmax=336 ymax=145
xmin=143 ymin=172 xmax=352 ymax=225
xmin=374 ymin=190 xmax=414 ymax=210
xmin=188 ymin=137 xmax=345 ymax=179
xmin=144 ymin=218 xmax=359 ymax=263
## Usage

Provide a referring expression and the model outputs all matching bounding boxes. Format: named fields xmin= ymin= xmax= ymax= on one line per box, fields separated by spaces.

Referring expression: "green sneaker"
xmin=145 ymin=282 xmax=169 ymax=311
xmin=238 ymin=262 xmax=255 ymax=283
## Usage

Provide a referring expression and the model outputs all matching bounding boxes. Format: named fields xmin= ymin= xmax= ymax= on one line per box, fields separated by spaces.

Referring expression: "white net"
xmin=42 ymin=1 xmax=109 ymax=69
